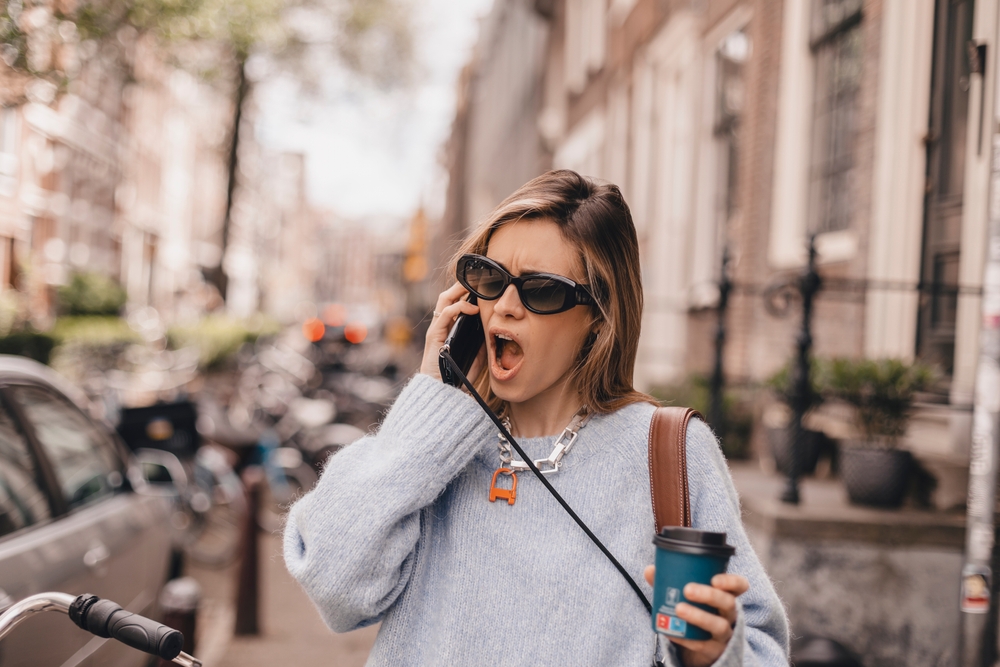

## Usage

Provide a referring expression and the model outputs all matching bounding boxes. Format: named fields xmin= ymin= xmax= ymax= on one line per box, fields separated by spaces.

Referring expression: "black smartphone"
xmin=438 ymin=294 xmax=484 ymax=387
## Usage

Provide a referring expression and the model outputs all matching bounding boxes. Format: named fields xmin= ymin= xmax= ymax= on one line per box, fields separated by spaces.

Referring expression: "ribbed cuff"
xmin=710 ymin=602 xmax=746 ymax=667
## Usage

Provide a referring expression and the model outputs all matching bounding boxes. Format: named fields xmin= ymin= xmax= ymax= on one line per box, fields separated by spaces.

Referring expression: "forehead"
xmin=486 ymin=219 xmax=584 ymax=278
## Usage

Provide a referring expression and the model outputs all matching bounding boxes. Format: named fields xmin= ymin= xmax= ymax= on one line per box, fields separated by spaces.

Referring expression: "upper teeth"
xmin=496 ymin=333 xmax=512 ymax=341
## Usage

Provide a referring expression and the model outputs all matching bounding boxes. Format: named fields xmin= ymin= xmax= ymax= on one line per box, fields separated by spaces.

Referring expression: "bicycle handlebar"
xmin=0 ymin=592 xmax=200 ymax=667
xmin=70 ymin=594 xmax=183 ymax=660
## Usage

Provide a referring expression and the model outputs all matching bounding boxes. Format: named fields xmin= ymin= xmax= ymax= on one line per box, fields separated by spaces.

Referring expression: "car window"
xmin=11 ymin=385 xmax=119 ymax=509
xmin=0 ymin=399 xmax=51 ymax=537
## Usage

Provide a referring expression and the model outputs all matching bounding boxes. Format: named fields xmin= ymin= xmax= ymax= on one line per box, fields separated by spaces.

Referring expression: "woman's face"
xmin=479 ymin=219 xmax=596 ymax=406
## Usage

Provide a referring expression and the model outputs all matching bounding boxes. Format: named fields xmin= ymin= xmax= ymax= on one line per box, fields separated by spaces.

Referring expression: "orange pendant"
xmin=489 ymin=468 xmax=518 ymax=505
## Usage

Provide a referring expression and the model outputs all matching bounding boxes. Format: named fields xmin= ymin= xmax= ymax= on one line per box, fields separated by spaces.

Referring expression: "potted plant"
xmin=819 ymin=357 xmax=934 ymax=507
xmin=764 ymin=359 xmax=826 ymax=476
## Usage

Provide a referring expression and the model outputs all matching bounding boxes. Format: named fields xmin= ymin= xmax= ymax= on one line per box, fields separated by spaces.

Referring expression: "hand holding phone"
xmin=439 ymin=294 xmax=485 ymax=387
xmin=419 ymin=284 xmax=483 ymax=382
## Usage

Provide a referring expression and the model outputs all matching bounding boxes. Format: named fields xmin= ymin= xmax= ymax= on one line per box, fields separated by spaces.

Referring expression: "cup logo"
xmin=655 ymin=613 xmax=688 ymax=637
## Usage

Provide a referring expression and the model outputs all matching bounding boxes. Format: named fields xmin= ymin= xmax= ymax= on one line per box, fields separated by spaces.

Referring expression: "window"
xmin=0 ymin=401 xmax=50 ymax=538
xmin=0 ymin=107 xmax=17 ymax=199
xmin=916 ymin=0 xmax=975 ymax=377
xmin=0 ymin=108 xmax=15 ymax=157
xmin=565 ymin=0 xmax=607 ymax=93
xmin=714 ymin=28 xmax=750 ymax=233
xmin=690 ymin=16 xmax=751 ymax=308
xmin=11 ymin=386 xmax=120 ymax=509
xmin=807 ymin=0 xmax=863 ymax=234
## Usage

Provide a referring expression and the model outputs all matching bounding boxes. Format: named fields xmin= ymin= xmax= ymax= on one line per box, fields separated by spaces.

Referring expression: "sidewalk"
xmin=188 ymin=532 xmax=378 ymax=667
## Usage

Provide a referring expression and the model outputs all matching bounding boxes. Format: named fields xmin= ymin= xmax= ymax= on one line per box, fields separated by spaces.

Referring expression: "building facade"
xmin=437 ymin=0 xmax=552 ymax=276
xmin=0 ymin=10 xmax=340 ymax=327
xmin=118 ymin=36 xmax=233 ymax=322
xmin=445 ymin=0 xmax=1000 ymax=479
xmin=0 ymin=13 xmax=235 ymax=326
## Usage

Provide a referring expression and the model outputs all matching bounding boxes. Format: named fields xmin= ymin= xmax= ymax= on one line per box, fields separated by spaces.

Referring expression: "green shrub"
xmin=167 ymin=315 xmax=280 ymax=370
xmin=765 ymin=358 xmax=824 ymax=412
xmin=57 ymin=273 xmax=127 ymax=316
xmin=51 ymin=316 xmax=140 ymax=346
xmin=818 ymin=357 xmax=935 ymax=443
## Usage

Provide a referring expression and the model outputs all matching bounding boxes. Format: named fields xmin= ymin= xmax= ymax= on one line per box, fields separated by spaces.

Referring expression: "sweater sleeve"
xmin=282 ymin=373 xmax=494 ymax=632
xmin=684 ymin=419 xmax=790 ymax=667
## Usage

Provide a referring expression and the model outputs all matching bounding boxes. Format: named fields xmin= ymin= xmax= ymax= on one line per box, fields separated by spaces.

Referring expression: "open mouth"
xmin=491 ymin=332 xmax=524 ymax=380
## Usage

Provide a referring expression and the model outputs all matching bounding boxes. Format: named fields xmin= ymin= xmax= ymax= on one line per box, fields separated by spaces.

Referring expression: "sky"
xmin=255 ymin=0 xmax=495 ymax=227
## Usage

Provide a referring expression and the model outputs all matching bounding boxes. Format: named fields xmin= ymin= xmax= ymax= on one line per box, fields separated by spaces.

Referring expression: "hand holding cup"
xmin=643 ymin=566 xmax=749 ymax=667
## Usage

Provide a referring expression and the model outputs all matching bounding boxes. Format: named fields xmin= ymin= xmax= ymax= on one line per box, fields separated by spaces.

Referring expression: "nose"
xmin=494 ymin=283 xmax=525 ymax=317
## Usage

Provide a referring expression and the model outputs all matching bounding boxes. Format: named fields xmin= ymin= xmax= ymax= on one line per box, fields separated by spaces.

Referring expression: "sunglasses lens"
xmin=521 ymin=277 xmax=569 ymax=313
xmin=462 ymin=259 xmax=506 ymax=298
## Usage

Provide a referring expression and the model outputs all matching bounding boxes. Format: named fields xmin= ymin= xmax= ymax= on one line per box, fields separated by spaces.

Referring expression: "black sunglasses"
xmin=456 ymin=254 xmax=596 ymax=314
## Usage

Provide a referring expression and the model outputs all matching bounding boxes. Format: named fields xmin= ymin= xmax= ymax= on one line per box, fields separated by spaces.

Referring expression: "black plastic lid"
xmin=653 ymin=526 xmax=736 ymax=558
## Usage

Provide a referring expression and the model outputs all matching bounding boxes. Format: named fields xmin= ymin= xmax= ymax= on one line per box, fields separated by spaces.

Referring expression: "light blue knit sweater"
xmin=284 ymin=373 xmax=789 ymax=666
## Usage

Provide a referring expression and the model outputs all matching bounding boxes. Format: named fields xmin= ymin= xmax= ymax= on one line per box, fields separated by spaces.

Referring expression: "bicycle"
xmin=0 ymin=592 xmax=201 ymax=666
xmin=134 ymin=444 xmax=247 ymax=568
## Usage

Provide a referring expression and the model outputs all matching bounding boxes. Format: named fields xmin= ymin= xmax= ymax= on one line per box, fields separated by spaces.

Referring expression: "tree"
xmin=1 ymin=0 xmax=411 ymax=299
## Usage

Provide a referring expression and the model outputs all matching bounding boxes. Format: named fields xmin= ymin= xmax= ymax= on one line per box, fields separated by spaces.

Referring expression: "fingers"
xmin=666 ymin=575 xmax=749 ymax=667
xmin=644 ymin=565 xmax=655 ymax=586
xmin=434 ymin=282 xmax=468 ymax=312
xmin=674 ymin=601 xmax=733 ymax=643
xmin=433 ymin=299 xmax=479 ymax=333
xmin=671 ymin=637 xmax=726 ymax=667
xmin=418 ymin=284 xmax=479 ymax=379
xmin=683 ymin=582 xmax=739 ymax=625
xmin=711 ymin=574 xmax=750 ymax=596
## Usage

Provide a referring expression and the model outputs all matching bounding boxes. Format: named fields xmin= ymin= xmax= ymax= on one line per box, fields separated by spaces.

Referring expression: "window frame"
xmin=806 ymin=0 xmax=864 ymax=236
xmin=769 ymin=0 xmax=863 ymax=268
xmin=0 ymin=381 xmax=128 ymax=521
xmin=0 ymin=385 xmax=64 ymax=541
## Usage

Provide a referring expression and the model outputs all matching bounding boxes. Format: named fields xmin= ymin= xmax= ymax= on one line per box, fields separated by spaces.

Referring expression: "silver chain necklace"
xmin=497 ymin=408 xmax=591 ymax=475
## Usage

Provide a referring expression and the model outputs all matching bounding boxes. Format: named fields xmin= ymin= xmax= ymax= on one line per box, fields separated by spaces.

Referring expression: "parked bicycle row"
xmin=0 ymin=323 xmax=409 ymax=666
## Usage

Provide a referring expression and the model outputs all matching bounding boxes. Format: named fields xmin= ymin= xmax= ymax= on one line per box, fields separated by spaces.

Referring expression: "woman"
xmin=284 ymin=170 xmax=788 ymax=666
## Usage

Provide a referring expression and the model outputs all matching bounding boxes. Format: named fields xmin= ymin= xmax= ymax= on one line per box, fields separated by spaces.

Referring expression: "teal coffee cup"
xmin=651 ymin=527 xmax=736 ymax=641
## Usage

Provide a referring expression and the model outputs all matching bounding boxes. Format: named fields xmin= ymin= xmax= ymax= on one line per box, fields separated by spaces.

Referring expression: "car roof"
xmin=0 ymin=355 xmax=90 ymax=410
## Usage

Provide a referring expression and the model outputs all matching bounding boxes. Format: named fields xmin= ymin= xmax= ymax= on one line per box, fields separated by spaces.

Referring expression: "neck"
xmin=506 ymin=378 xmax=585 ymax=438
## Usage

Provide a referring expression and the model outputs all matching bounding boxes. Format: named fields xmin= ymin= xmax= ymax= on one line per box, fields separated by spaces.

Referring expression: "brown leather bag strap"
xmin=648 ymin=406 xmax=701 ymax=531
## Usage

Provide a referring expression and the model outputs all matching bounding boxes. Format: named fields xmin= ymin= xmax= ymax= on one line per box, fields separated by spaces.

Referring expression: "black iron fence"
xmin=707 ymin=235 xmax=983 ymax=504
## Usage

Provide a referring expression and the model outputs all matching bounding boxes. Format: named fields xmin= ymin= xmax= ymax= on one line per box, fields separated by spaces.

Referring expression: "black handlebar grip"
xmin=69 ymin=594 xmax=184 ymax=661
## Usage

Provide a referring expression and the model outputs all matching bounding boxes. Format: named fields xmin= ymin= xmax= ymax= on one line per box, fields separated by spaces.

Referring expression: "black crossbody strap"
xmin=439 ymin=351 xmax=652 ymax=614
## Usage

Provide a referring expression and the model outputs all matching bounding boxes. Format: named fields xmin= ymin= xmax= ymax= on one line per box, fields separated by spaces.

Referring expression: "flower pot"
xmin=839 ymin=444 xmax=911 ymax=508
xmin=766 ymin=425 xmax=823 ymax=476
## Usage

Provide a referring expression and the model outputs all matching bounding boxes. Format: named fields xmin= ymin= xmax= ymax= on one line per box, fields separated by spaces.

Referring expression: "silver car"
xmin=0 ymin=356 xmax=173 ymax=667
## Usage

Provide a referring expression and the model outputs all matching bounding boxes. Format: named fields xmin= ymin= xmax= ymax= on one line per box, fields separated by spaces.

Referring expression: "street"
xmin=189 ymin=532 xmax=378 ymax=667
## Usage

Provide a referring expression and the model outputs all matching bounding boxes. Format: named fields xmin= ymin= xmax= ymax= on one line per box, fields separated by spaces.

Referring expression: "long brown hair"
xmin=452 ymin=169 xmax=656 ymax=415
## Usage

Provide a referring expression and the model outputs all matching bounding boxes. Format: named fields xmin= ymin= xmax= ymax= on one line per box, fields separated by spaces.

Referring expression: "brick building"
xmin=0 ymin=9 xmax=332 ymax=326
xmin=0 ymin=12 xmax=235 ymax=325
xmin=0 ymin=43 xmax=128 ymax=324
xmin=117 ymin=36 xmax=233 ymax=321
xmin=445 ymin=0 xmax=1000 ymax=478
